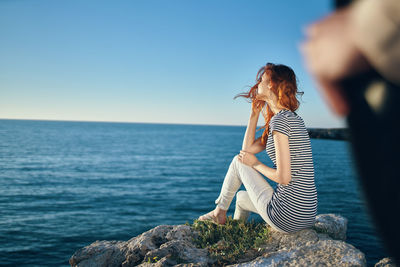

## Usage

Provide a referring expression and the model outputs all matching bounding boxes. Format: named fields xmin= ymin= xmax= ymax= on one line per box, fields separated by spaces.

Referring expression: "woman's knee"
xmin=236 ymin=190 xmax=247 ymax=204
xmin=232 ymin=154 xmax=242 ymax=168
xmin=229 ymin=155 xmax=240 ymax=169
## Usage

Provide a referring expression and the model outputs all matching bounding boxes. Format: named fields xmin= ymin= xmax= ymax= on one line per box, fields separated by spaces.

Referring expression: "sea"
xmin=0 ymin=119 xmax=389 ymax=266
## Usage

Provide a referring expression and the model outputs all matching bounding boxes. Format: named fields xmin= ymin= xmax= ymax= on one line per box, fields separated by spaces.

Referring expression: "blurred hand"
xmin=238 ymin=150 xmax=259 ymax=167
xmin=299 ymin=5 xmax=372 ymax=117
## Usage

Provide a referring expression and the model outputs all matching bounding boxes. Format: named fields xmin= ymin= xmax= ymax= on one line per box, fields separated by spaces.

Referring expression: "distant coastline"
xmin=307 ymin=128 xmax=349 ymax=140
xmin=0 ymin=119 xmax=349 ymax=140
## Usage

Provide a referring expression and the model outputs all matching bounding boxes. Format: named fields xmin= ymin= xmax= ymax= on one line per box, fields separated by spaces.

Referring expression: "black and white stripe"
xmin=265 ymin=109 xmax=317 ymax=233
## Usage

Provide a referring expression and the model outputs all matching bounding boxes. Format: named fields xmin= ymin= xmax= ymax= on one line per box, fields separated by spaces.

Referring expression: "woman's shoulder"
xmin=270 ymin=110 xmax=289 ymax=125
xmin=270 ymin=110 xmax=306 ymax=133
xmin=272 ymin=109 xmax=300 ymax=122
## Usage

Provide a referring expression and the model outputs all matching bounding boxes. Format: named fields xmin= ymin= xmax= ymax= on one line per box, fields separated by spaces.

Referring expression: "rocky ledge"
xmin=69 ymin=214 xmax=389 ymax=267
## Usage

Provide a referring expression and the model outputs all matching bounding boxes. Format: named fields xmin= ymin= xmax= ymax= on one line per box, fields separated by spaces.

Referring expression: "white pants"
xmin=214 ymin=155 xmax=287 ymax=233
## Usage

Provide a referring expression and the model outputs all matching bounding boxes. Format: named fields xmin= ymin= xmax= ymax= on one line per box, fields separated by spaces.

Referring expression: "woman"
xmin=198 ymin=63 xmax=318 ymax=233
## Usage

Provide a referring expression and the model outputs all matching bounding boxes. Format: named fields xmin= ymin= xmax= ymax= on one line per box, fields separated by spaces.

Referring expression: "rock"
xmin=69 ymin=225 xmax=213 ymax=267
xmin=313 ymin=213 xmax=348 ymax=240
xmin=228 ymin=230 xmax=365 ymax=267
xmin=70 ymin=214 xmax=366 ymax=267
xmin=375 ymin=257 xmax=397 ymax=267
xmin=69 ymin=240 xmax=128 ymax=267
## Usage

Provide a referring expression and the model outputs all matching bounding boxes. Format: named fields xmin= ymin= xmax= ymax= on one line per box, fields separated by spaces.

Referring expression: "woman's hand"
xmin=251 ymin=98 xmax=264 ymax=114
xmin=238 ymin=150 xmax=260 ymax=167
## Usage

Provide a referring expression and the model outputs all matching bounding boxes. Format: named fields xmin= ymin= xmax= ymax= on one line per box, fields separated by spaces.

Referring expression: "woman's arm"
xmin=253 ymin=131 xmax=292 ymax=185
xmin=242 ymin=111 xmax=259 ymax=151
xmin=245 ymin=136 xmax=267 ymax=154
xmin=242 ymin=100 xmax=266 ymax=154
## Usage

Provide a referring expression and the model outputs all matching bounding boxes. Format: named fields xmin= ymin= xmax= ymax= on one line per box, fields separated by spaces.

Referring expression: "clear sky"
xmin=0 ymin=0 xmax=346 ymax=128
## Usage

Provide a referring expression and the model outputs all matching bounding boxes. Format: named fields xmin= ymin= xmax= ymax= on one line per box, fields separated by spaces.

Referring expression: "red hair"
xmin=234 ymin=63 xmax=304 ymax=146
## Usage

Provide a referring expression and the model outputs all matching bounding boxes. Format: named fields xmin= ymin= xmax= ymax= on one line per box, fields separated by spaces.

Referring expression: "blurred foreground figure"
xmin=300 ymin=0 xmax=400 ymax=263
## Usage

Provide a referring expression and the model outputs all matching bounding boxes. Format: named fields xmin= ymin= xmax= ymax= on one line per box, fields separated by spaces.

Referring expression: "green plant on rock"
xmin=185 ymin=216 xmax=271 ymax=266
xmin=146 ymin=256 xmax=159 ymax=263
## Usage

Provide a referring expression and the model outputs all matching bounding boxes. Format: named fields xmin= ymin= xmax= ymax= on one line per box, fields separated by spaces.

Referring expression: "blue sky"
xmin=0 ymin=0 xmax=346 ymax=128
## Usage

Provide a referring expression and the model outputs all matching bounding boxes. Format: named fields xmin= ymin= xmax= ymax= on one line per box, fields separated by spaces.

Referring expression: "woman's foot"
xmin=198 ymin=208 xmax=227 ymax=225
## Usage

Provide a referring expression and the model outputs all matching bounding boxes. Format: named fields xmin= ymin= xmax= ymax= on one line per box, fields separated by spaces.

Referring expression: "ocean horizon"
xmin=0 ymin=118 xmax=347 ymax=129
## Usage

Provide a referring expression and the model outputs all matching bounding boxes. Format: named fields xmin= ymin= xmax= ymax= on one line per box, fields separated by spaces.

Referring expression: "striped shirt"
xmin=265 ymin=109 xmax=318 ymax=233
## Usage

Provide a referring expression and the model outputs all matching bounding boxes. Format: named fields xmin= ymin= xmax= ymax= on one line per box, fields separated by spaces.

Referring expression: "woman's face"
xmin=257 ymin=73 xmax=275 ymax=102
